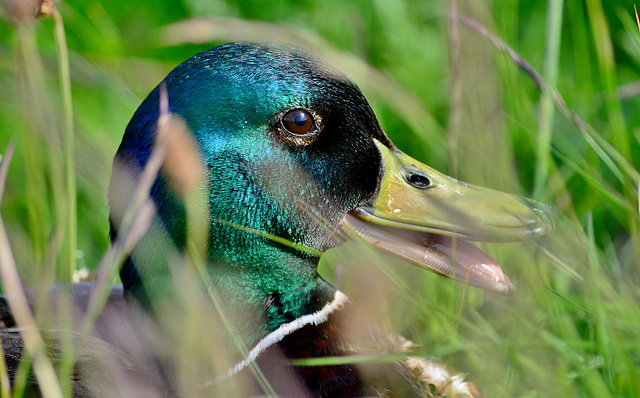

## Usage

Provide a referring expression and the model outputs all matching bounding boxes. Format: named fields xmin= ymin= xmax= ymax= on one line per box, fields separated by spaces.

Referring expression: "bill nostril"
xmin=406 ymin=172 xmax=432 ymax=189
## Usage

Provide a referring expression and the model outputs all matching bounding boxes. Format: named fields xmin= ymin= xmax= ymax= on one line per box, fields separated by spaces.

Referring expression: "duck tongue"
xmin=341 ymin=212 xmax=515 ymax=296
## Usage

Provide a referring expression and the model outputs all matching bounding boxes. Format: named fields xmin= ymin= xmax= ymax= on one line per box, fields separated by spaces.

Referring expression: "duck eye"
xmin=282 ymin=109 xmax=315 ymax=136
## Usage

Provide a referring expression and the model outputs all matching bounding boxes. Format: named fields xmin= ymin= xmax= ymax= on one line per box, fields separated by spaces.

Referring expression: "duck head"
xmin=110 ymin=42 xmax=552 ymax=346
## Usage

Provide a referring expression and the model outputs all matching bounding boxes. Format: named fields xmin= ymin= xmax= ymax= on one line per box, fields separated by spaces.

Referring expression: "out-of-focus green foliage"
xmin=0 ymin=0 xmax=639 ymax=397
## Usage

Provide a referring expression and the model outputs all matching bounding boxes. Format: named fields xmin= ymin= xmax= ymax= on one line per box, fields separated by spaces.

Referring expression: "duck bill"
xmin=341 ymin=140 xmax=554 ymax=295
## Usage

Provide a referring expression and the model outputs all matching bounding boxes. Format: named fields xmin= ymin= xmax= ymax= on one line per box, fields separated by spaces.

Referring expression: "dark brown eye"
xmin=282 ymin=109 xmax=315 ymax=136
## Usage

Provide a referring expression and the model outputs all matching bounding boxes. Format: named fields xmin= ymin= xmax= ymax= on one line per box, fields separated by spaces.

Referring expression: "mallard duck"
xmin=1 ymin=42 xmax=553 ymax=397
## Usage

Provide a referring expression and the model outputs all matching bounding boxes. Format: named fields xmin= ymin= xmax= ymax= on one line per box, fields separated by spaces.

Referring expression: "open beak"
xmin=341 ymin=139 xmax=554 ymax=295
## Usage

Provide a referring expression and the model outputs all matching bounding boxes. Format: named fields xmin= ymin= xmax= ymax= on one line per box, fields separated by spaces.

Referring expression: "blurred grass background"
xmin=1 ymin=0 xmax=640 ymax=397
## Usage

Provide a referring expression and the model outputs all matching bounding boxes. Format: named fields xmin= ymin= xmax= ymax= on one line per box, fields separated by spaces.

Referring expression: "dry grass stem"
xmin=457 ymin=15 xmax=640 ymax=187
xmin=0 ymin=144 xmax=64 ymax=398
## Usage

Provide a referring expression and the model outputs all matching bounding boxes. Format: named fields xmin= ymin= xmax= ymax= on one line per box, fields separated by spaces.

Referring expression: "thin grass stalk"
xmin=533 ymin=0 xmax=563 ymax=198
xmin=584 ymin=214 xmax=615 ymax=397
xmin=52 ymin=8 xmax=76 ymax=283
xmin=585 ymin=0 xmax=631 ymax=164
xmin=0 ymin=338 xmax=8 ymax=398
xmin=179 ymin=150 xmax=276 ymax=395
xmin=186 ymin=241 xmax=277 ymax=397
xmin=0 ymin=144 xmax=63 ymax=398
xmin=0 ymin=146 xmax=13 ymax=398
xmin=447 ymin=0 xmax=461 ymax=177
xmin=78 ymin=85 xmax=174 ymax=336
xmin=211 ymin=218 xmax=323 ymax=258
xmin=49 ymin=8 xmax=77 ymax=395
xmin=13 ymin=19 xmax=55 ymax=381
xmin=152 ymin=83 xmax=277 ymax=395
xmin=12 ymin=355 xmax=32 ymax=397
xmin=568 ymin=1 xmax=596 ymax=111
xmin=16 ymin=22 xmax=49 ymax=271
xmin=14 ymin=11 xmax=69 ymax=294
xmin=552 ymin=149 xmax=631 ymax=214
xmin=21 ymin=15 xmax=68 ymax=288
xmin=0 ymin=223 xmax=63 ymax=398
xmin=290 ymin=353 xmax=407 ymax=367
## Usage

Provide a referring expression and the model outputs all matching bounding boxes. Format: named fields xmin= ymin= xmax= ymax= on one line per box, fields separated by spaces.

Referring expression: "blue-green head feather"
xmin=111 ymin=42 xmax=392 ymax=341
